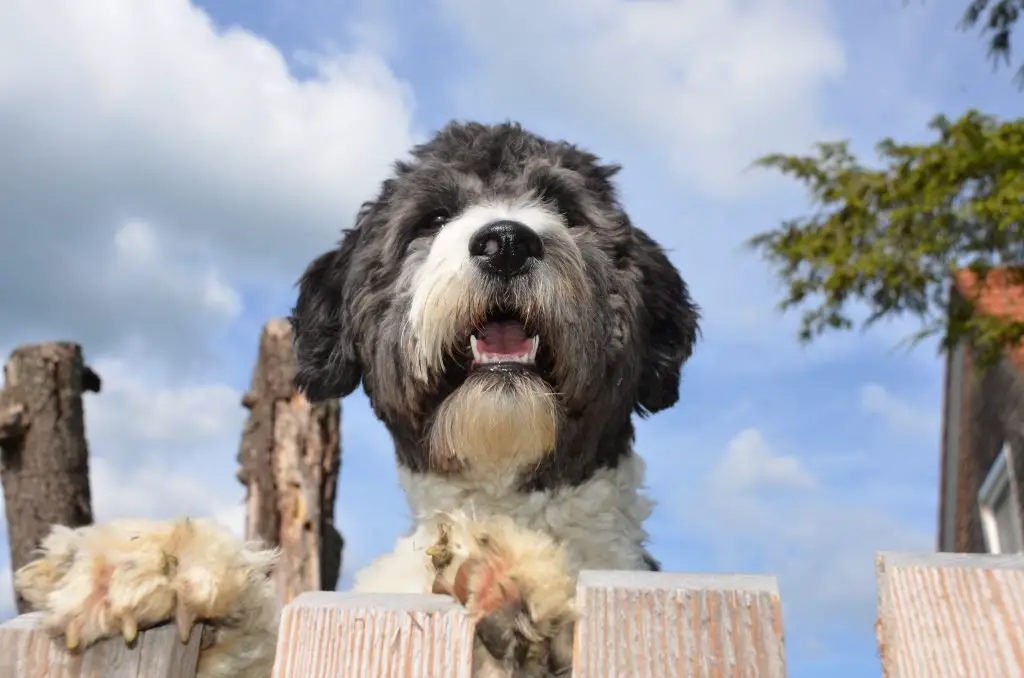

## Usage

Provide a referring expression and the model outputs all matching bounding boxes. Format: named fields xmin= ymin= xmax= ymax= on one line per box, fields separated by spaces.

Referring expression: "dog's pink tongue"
xmin=476 ymin=320 xmax=531 ymax=356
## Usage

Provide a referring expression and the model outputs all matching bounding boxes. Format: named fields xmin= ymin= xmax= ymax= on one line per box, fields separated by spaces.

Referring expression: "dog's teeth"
xmin=469 ymin=336 xmax=540 ymax=365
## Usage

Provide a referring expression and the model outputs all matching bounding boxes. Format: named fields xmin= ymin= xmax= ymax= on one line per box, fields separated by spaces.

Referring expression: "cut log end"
xmin=874 ymin=551 xmax=1024 ymax=678
xmin=574 ymin=570 xmax=787 ymax=678
xmin=273 ymin=592 xmax=476 ymax=678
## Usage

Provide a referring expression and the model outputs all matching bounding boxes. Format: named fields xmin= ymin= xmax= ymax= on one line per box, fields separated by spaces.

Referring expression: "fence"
xmin=0 ymin=551 xmax=1021 ymax=677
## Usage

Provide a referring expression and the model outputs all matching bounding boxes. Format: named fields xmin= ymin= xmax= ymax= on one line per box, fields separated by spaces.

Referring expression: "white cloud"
xmin=81 ymin=353 xmax=248 ymax=534
xmin=107 ymin=218 xmax=243 ymax=322
xmin=430 ymin=0 xmax=956 ymax=379
xmin=0 ymin=350 xmax=246 ymax=538
xmin=440 ymin=0 xmax=845 ymax=196
xmin=684 ymin=427 xmax=930 ymax=637
xmin=859 ymin=382 xmax=939 ymax=439
xmin=0 ymin=0 xmax=418 ymax=361
xmin=710 ymin=427 xmax=818 ymax=493
xmin=90 ymin=456 xmax=245 ymax=534
xmin=86 ymin=356 xmax=244 ymax=457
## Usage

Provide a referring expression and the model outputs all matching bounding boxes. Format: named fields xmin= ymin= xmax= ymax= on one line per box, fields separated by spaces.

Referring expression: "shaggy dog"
xmin=14 ymin=122 xmax=699 ymax=678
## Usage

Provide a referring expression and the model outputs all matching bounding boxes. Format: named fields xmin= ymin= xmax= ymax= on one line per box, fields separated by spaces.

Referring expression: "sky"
xmin=0 ymin=0 xmax=1020 ymax=675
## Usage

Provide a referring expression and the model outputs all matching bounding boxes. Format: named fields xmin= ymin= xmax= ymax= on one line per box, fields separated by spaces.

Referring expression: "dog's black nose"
xmin=469 ymin=220 xmax=544 ymax=277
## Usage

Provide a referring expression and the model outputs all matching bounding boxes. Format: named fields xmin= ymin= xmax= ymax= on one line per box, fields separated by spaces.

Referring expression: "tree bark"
xmin=237 ymin=319 xmax=342 ymax=605
xmin=0 ymin=342 xmax=99 ymax=614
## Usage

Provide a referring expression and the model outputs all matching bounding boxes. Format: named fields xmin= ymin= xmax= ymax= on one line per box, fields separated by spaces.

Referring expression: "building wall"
xmin=953 ymin=350 xmax=1024 ymax=552
xmin=938 ymin=341 xmax=965 ymax=552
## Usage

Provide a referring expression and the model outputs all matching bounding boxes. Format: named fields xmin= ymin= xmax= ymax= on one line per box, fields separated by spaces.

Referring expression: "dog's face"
xmin=291 ymin=122 xmax=699 ymax=487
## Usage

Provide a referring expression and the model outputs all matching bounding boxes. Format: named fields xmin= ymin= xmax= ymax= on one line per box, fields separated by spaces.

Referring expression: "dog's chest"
xmin=399 ymin=454 xmax=654 ymax=572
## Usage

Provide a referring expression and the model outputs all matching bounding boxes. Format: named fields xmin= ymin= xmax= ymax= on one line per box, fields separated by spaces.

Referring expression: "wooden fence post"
xmin=0 ymin=613 xmax=204 ymax=678
xmin=237 ymin=319 xmax=343 ymax=605
xmin=0 ymin=342 xmax=99 ymax=614
xmin=875 ymin=551 xmax=1024 ymax=678
xmin=7 ymin=551 xmax=1021 ymax=677
xmin=573 ymin=570 xmax=787 ymax=678
xmin=271 ymin=591 xmax=476 ymax=678
xmin=270 ymin=570 xmax=787 ymax=678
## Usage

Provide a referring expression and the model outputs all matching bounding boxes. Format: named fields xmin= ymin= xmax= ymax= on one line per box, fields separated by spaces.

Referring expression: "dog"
xmin=14 ymin=121 xmax=699 ymax=678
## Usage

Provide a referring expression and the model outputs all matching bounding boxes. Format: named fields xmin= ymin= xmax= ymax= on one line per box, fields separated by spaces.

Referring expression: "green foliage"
xmin=747 ymin=111 xmax=1024 ymax=366
xmin=745 ymin=1 xmax=1024 ymax=366
xmin=960 ymin=0 xmax=1024 ymax=83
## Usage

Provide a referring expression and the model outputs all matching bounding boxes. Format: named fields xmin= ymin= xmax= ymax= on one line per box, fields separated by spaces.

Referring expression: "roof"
xmin=952 ymin=267 xmax=1024 ymax=366
xmin=953 ymin=268 xmax=1024 ymax=320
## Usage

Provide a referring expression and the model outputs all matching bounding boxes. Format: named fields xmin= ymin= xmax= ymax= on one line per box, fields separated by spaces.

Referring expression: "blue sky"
xmin=0 ymin=0 xmax=1020 ymax=675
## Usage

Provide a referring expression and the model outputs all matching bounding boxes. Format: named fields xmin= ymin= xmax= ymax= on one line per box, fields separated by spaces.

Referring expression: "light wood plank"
xmin=876 ymin=551 xmax=1024 ymax=678
xmin=572 ymin=570 xmax=787 ymax=678
xmin=0 ymin=613 xmax=203 ymax=678
xmin=271 ymin=591 xmax=476 ymax=678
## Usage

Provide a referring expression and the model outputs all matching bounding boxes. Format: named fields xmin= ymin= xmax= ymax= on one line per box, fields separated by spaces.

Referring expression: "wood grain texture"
xmin=572 ymin=570 xmax=787 ymax=678
xmin=272 ymin=591 xmax=476 ymax=678
xmin=0 ymin=612 xmax=203 ymax=678
xmin=0 ymin=342 xmax=98 ymax=613
xmin=237 ymin=318 xmax=343 ymax=603
xmin=876 ymin=551 xmax=1024 ymax=678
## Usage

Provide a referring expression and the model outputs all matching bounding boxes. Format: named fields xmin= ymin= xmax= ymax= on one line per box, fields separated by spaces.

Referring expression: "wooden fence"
xmin=0 ymin=551 xmax=1021 ymax=677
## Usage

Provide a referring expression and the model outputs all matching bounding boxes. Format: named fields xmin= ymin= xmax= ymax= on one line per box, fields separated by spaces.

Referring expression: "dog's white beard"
xmin=429 ymin=374 xmax=559 ymax=476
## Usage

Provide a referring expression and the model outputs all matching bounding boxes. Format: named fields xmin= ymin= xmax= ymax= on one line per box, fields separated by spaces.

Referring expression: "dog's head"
xmin=291 ymin=122 xmax=699 ymax=486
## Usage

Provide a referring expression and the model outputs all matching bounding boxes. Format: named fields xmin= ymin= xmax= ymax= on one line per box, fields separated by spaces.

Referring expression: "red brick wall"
xmin=954 ymin=350 xmax=1024 ymax=552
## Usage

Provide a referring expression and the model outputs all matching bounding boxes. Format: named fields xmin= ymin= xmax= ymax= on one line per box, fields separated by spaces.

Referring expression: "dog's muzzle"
xmin=469 ymin=220 xmax=544 ymax=280
xmin=465 ymin=220 xmax=545 ymax=372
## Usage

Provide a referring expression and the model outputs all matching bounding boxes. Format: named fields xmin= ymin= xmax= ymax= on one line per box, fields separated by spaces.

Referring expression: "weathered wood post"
xmin=237 ymin=318 xmax=343 ymax=605
xmin=0 ymin=342 xmax=99 ymax=614
xmin=0 ymin=615 xmax=205 ymax=678
xmin=270 ymin=570 xmax=789 ymax=677
xmin=875 ymin=551 xmax=1024 ymax=678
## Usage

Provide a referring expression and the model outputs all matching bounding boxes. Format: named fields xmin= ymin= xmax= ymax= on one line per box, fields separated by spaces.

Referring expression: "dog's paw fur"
xmin=14 ymin=517 xmax=280 ymax=678
xmin=429 ymin=515 xmax=577 ymax=678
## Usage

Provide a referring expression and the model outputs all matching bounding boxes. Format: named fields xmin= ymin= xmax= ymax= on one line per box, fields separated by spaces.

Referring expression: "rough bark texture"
xmin=237 ymin=319 xmax=342 ymax=605
xmin=0 ymin=342 xmax=98 ymax=614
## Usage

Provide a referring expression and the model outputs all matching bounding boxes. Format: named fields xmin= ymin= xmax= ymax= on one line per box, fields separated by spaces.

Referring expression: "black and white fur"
xmin=291 ymin=122 xmax=699 ymax=675
xmin=13 ymin=121 xmax=699 ymax=678
xmin=290 ymin=121 xmax=698 ymax=575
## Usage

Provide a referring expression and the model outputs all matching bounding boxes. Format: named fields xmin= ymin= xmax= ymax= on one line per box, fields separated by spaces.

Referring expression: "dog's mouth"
xmin=468 ymin=309 xmax=541 ymax=374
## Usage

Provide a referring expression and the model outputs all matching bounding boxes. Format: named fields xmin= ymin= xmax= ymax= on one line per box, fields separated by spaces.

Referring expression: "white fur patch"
xmin=428 ymin=372 xmax=560 ymax=475
xmin=352 ymin=453 xmax=654 ymax=594
xmin=15 ymin=518 xmax=280 ymax=678
xmin=403 ymin=199 xmax=571 ymax=382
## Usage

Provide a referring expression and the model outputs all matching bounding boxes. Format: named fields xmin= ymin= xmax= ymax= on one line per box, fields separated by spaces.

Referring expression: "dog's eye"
xmin=552 ymin=199 xmax=585 ymax=229
xmin=532 ymin=178 xmax=584 ymax=228
xmin=417 ymin=209 xmax=450 ymax=234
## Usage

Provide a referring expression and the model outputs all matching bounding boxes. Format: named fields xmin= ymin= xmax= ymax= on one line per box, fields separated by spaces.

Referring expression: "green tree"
xmin=748 ymin=2 xmax=1024 ymax=366
xmin=961 ymin=0 xmax=1024 ymax=82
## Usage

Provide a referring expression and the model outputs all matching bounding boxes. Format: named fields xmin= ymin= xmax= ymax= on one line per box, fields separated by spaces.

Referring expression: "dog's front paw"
xmin=430 ymin=516 xmax=577 ymax=677
xmin=14 ymin=517 xmax=279 ymax=678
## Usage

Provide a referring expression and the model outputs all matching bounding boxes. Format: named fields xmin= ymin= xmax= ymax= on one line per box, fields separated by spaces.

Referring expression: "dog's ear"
xmin=633 ymin=228 xmax=700 ymax=416
xmin=290 ymin=228 xmax=363 ymax=402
